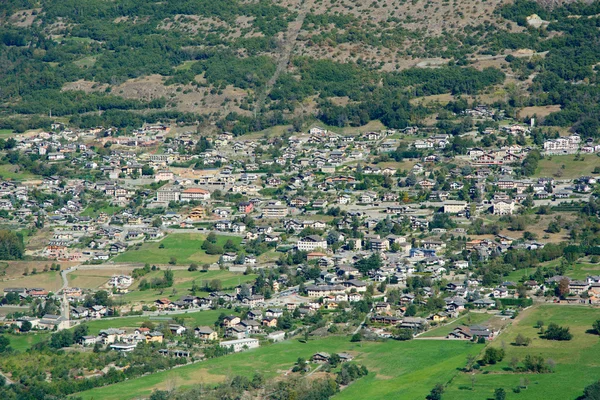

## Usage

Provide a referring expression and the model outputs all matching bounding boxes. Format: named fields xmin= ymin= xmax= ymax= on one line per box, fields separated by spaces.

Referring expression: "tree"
xmin=494 ymin=388 xmax=506 ymax=400
xmin=582 ymin=380 xmax=600 ymax=400
xmin=404 ymin=304 xmax=417 ymax=316
xmin=514 ymin=333 xmax=531 ymax=346
xmin=20 ymin=320 xmax=32 ymax=332
xmin=426 ymin=384 xmax=445 ymax=400
xmin=188 ymin=263 xmax=198 ymax=271
xmin=351 ymin=333 xmax=362 ymax=342
xmin=0 ymin=336 xmax=10 ymax=353
xmin=465 ymin=354 xmax=476 ymax=372
xmin=394 ymin=328 xmax=413 ymax=341
xmin=557 ymin=277 xmax=570 ymax=298
xmin=73 ymin=324 xmax=89 ymax=344
xmin=481 ymin=347 xmax=505 ymax=365
xmin=0 ymin=230 xmax=25 ymax=260
xmin=543 ymin=323 xmax=572 ymax=341
xmin=206 ymin=232 xmax=218 ymax=244
xmin=593 ymin=320 xmax=600 ymax=335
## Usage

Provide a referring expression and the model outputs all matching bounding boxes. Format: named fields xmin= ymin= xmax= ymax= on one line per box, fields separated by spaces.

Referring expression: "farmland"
xmin=77 ymin=335 xmax=481 ymax=400
xmin=112 ymin=233 xmax=242 ymax=265
xmin=444 ymin=305 xmax=600 ymax=400
xmin=119 ymin=269 xmax=257 ymax=304
xmin=534 ymin=154 xmax=600 ymax=179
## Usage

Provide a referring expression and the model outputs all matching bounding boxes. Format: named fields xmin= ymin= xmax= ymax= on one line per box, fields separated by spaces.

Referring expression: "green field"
xmin=112 ymin=233 xmax=241 ymax=265
xmin=81 ymin=309 xmax=223 ymax=335
xmin=445 ymin=304 xmax=600 ymax=400
xmin=0 ymin=164 xmax=39 ymax=180
xmin=77 ymin=336 xmax=481 ymax=400
xmin=535 ymin=154 xmax=600 ymax=179
xmin=80 ymin=205 xmax=123 ymax=217
xmin=119 ymin=269 xmax=256 ymax=303
xmin=7 ymin=333 xmax=49 ymax=352
xmin=504 ymin=258 xmax=600 ymax=282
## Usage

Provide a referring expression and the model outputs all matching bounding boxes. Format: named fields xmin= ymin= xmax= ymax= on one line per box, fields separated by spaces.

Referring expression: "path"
xmin=0 ymin=368 xmax=14 ymax=385
xmin=253 ymin=0 xmax=312 ymax=114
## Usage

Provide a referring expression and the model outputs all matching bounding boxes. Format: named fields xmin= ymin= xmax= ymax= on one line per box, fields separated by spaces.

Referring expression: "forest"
xmin=1 ymin=0 xmax=600 ymax=137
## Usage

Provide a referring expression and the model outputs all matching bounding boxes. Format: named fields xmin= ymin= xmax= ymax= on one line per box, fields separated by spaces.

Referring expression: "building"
xmin=443 ymin=201 xmax=468 ymax=214
xmin=181 ymin=188 xmax=211 ymax=201
xmin=297 ymin=235 xmax=328 ymax=251
xmin=263 ymin=204 xmax=289 ymax=218
xmin=492 ymin=200 xmax=515 ymax=215
xmin=157 ymin=186 xmax=180 ymax=202
xmin=219 ymin=338 xmax=260 ymax=352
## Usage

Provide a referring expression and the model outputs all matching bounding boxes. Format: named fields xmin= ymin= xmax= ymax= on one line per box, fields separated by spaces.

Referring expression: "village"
xmin=0 ymin=106 xmax=598 ymax=400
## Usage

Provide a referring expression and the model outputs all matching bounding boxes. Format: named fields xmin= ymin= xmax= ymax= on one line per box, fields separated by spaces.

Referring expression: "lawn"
xmin=81 ymin=309 xmax=223 ymax=335
xmin=119 ymin=269 xmax=256 ymax=303
xmin=0 ymin=271 xmax=62 ymax=292
xmin=112 ymin=233 xmax=241 ymax=265
xmin=419 ymin=312 xmax=494 ymax=338
xmin=535 ymin=154 xmax=600 ymax=179
xmin=77 ymin=336 xmax=481 ymax=400
xmin=80 ymin=205 xmax=123 ymax=218
xmin=444 ymin=304 xmax=600 ymax=400
xmin=7 ymin=333 xmax=49 ymax=352
xmin=503 ymin=257 xmax=598 ymax=282
xmin=0 ymin=164 xmax=39 ymax=180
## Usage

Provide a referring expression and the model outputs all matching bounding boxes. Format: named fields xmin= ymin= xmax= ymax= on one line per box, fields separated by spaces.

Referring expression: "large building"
xmin=181 ymin=188 xmax=211 ymax=201
xmin=156 ymin=186 xmax=180 ymax=202
xmin=262 ymin=204 xmax=289 ymax=218
xmin=297 ymin=235 xmax=328 ymax=251
xmin=443 ymin=201 xmax=467 ymax=214
xmin=219 ymin=338 xmax=259 ymax=352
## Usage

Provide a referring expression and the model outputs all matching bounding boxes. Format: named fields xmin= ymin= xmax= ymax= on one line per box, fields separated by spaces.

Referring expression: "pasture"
xmin=112 ymin=233 xmax=242 ymax=265
xmin=445 ymin=304 xmax=600 ymax=400
xmin=77 ymin=336 xmax=480 ymax=400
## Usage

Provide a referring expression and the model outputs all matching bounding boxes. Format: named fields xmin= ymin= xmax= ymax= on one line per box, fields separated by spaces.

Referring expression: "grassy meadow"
xmin=77 ymin=336 xmax=481 ymax=400
xmin=445 ymin=305 xmax=600 ymax=400
xmin=113 ymin=233 xmax=241 ymax=265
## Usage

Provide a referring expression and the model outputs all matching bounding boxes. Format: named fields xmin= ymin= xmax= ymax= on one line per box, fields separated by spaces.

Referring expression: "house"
xmin=267 ymin=331 xmax=285 ymax=342
xmin=169 ymin=324 xmax=187 ymax=335
xmin=265 ymin=308 xmax=283 ymax=318
xmin=472 ymin=298 xmax=496 ymax=308
xmin=110 ymin=342 xmax=137 ymax=352
xmin=195 ymin=326 xmax=218 ymax=341
xmin=262 ymin=317 xmax=278 ymax=327
xmin=312 ymin=352 xmax=331 ymax=363
xmin=145 ymin=331 xmax=164 ymax=343
xmin=222 ymin=315 xmax=241 ymax=327
xmin=447 ymin=325 xmax=494 ymax=340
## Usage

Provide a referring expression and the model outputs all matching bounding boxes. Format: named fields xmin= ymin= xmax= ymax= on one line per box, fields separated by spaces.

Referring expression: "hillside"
xmin=1 ymin=0 xmax=600 ymax=139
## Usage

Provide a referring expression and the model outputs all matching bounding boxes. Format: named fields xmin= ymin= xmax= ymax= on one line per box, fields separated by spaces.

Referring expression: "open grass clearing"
xmin=535 ymin=154 xmax=600 ymax=179
xmin=119 ymin=269 xmax=256 ymax=303
xmin=0 ymin=164 xmax=39 ymax=180
xmin=112 ymin=233 xmax=241 ymax=265
xmin=77 ymin=335 xmax=481 ymax=400
xmin=0 ymin=271 xmax=62 ymax=292
xmin=445 ymin=304 xmax=600 ymax=400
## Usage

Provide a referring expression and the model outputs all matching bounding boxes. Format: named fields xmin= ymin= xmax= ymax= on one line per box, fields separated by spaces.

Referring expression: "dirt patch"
xmin=9 ymin=9 xmax=41 ymax=27
xmin=518 ymin=105 xmax=562 ymax=120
